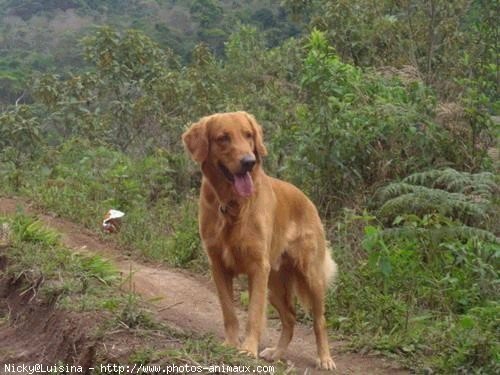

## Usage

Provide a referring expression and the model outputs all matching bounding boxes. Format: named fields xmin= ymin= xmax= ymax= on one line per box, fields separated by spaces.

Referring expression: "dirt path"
xmin=0 ymin=197 xmax=406 ymax=374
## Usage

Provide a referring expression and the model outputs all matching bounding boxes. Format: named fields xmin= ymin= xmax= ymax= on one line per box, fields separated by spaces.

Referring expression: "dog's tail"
xmin=323 ymin=246 xmax=338 ymax=285
xmin=293 ymin=243 xmax=338 ymax=312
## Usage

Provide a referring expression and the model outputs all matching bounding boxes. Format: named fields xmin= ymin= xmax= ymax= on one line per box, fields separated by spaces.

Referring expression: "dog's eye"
xmin=217 ymin=134 xmax=230 ymax=143
xmin=244 ymin=131 xmax=253 ymax=139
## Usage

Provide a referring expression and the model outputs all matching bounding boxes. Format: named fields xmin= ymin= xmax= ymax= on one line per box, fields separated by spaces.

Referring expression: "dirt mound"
xmin=0 ymin=253 xmax=180 ymax=374
xmin=0 ymin=264 xmax=96 ymax=370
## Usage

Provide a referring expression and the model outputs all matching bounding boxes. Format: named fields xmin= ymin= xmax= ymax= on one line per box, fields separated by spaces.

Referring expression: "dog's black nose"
xmin=240 ymin=155 xmax=256 ymax=172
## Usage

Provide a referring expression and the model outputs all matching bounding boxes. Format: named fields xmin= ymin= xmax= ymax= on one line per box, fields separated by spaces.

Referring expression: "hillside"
xmin=0 ymin=0 xmax=498 ymax=373
xmin=0 ymin=0 xmax=302 ymax=104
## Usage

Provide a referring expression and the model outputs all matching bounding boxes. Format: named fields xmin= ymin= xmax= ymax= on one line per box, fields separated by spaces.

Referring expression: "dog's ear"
xmin=182 ymin=117 xmax=210 ymax=163
xmin=245 ymin=113 xmax=268 ymax=159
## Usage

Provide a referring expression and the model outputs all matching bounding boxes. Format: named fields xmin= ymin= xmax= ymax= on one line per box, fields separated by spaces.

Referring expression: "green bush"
xmin=375 ymin=168 xmax=498 ymax=232
xmin=433 ymin=303 xmax=499 ymax=373
xmin=279 ymin=30 xmax=468 ymax=213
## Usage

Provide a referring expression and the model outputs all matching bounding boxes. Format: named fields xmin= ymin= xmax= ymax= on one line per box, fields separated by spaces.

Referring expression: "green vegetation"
xmin=3 ymin=212 xmax=139 ymax=317
xmin=1 ymin=140 xmax=202 ymax=267
xmin=0 ymin=0 xmax=302 ymax=104
xmin=330 ymin=169 xmax=498 ymax=372
xmin=0 ymin=0 xmax=498 ymax=373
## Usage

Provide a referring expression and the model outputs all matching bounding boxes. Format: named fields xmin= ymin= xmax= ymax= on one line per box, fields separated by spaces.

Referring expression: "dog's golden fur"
xmin=182 ymin=111 xmax=337 ymax=370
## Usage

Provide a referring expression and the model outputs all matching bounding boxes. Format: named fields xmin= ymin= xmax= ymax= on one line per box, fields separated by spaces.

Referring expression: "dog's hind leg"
xmin=290 ymin=238 xmax=336 ymax=370
xmin=306 ymin=275 xmax=336 ymax=370
xmin=260 ymin=267 xmax=296 ymax=362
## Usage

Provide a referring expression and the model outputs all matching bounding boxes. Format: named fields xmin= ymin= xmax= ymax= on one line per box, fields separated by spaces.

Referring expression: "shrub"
xmin=280 ymin=30 xmax=468 ymax=214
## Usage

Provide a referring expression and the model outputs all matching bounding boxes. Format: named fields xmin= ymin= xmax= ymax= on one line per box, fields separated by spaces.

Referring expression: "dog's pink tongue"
xmin=234 ymin=172 xmax=254 ymax=197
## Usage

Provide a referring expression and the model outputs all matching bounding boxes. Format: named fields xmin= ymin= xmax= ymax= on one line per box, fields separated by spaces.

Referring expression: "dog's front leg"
xmin=210 ymin=257 xmax=239 ymax=347
xmin=240 ymin=262 xmax=270 ymax=357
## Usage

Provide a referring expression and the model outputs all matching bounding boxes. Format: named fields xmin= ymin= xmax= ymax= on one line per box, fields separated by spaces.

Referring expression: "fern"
xmin=402 ymin=168 xmax=497 ymax=197
xmin=378 ymin=189 xmax=490 ymax=225
xmin=375 ymin=168 xmax=497 ymax=227
xmin=379 ymin=225 xmax=499 ymax=244
xmin=373 ymin=168 xmax=499 ymax=242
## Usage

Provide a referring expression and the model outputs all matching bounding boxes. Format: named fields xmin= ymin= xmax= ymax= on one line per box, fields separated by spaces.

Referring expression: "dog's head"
xmin=182 ymin=111 xmax=267 ymax=197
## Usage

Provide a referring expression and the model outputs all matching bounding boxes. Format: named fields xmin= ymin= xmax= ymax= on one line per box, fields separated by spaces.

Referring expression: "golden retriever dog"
xmin=182 ymin=111 xmax=337 ymax=370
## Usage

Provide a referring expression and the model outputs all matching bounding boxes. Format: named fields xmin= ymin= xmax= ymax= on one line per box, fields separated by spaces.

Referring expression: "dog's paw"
xmin=238 ymin=348 xmax=258 ymax=358
xmin=259 ymin=347 xmax=284 ymax=362
xmin=239 ymin=342 xmax=258 ymax=358
xmin=316 ymin=356 xmax=336 ymax=371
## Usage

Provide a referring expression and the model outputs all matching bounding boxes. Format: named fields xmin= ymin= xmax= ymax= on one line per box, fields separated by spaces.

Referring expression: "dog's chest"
xmin=204 ymin=215 xmax=263 ymax=273
xmin=220 ymin=244 xmax=247 ymax=273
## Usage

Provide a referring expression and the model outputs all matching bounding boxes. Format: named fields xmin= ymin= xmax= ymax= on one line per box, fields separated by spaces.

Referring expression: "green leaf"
xmin=379 ymin=256 xmax=392 ymax=277
xmin=364 ymin=225 xmax=379 ymax=237
xmin=459 ymin=316 xmax=475 ymax=329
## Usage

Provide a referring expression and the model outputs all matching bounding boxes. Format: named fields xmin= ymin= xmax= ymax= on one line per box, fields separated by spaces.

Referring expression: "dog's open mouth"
xmin=219 ymin=163 xmax=254 ymax=197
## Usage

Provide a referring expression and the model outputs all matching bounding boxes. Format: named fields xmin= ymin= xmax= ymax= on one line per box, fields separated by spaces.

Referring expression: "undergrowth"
xmin=328 ymin=169 xmax=499 ymax=373
xmin=2 ymin=139 xmax=202 ymax=269
xmin=2 ymin=213 xmax=136 ymax=318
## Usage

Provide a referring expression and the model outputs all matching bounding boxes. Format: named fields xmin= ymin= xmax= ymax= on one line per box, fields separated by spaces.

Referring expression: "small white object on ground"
xmin=102 ymin=209 xmax=125 ymax=233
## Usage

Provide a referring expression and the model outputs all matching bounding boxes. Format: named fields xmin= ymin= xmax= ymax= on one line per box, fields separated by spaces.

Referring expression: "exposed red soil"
xmin=0 ymin=274 xmax=97 ymax=372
